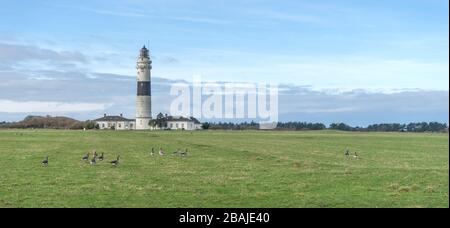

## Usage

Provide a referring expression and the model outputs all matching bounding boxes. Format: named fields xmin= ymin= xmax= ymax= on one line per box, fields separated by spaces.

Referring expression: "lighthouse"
xmin=135 ymin=46 xmax=152 ymax=130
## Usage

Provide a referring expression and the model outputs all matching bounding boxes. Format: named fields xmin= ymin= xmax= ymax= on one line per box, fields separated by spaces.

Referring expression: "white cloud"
xmin=0 ymin=42 xmax=87 ymax=64
xmin=0 ymin=100 xmax=113 ymax=113
xmin=27 ymin=76 xmax=56 ymax=81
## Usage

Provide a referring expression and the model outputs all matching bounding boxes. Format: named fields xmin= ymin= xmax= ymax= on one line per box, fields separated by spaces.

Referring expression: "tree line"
xmin=0 ymin=115 xmax=99 ymax=130
xmin=202 ymin=121 xmax=448 ymax=133
xmin=328 ymin=122 xmax=448 ymax=133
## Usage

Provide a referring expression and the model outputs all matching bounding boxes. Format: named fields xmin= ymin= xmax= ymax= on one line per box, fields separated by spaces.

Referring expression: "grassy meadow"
xmin=0 ymin=129 xmax=448 ymax=208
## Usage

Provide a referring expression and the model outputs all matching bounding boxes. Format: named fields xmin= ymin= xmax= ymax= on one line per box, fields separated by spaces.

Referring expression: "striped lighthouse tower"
xmin=136 ymin=46 xmax=152 ymax=130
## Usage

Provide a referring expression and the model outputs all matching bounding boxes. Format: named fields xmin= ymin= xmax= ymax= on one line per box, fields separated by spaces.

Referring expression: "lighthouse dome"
xmin=140 ymin=45 xmax=149 ymax=58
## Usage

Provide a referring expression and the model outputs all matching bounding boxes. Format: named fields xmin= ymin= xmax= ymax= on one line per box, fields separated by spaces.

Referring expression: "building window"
xmin=176 ymin=123 xmax=179 ymax=128
xmin=181 ymin=123 xmax=185 ymax=128
xmin=108 ymin=123 xmax=111 ymax=127
xmin=170 ymin=123 xmax=173 ymax=128
xmin=118 ymin=123 xmax=122 ymax=128
xmin=102 ymin=123 xmax=105 ymax=128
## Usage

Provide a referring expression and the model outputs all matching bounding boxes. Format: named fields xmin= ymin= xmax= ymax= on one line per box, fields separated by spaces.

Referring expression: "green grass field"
xmin=0 ymin=129 xmax=448 ymax=208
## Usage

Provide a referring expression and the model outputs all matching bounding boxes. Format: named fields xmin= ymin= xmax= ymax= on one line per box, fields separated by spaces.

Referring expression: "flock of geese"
xmin=41 ymin=147 xmax=189 ymax=167
xmin=345 ymin=149 xmax=359 ymax=159
xmin=41 ymin=148 xmax=357 ymax=167
xmin=81 ymin=151 xmax=118 ymax=166
xmin=150 ymin=147 xmax=189 ymax=157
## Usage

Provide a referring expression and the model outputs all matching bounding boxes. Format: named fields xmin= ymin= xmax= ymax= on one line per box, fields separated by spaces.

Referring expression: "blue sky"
xmin=0 ymin=0 xmax=448 ymax=125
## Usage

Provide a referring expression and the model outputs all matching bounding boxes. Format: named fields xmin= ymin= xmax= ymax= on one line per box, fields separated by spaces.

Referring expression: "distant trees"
xmin=11 ymin=115 xmax=79 ymax=129
xmin=149 ymin=114 xmax=168 ymax=129
xmin=85 ymin=121 xmax=98 ymax=130
xmin=329 ymin=123 xmax=353 ymax=131
xmin=328 ymin=122 xmax=448 ymax=133
xmin=203 ymin=121 xmax=325 ymax=131
xmin=202 ymin=121 xmax=447 ymax=133
xmin=201 ymin=122 xmax=210 ymax=130
xmin=366 ymin=123 xmax=406 ymax=132
xmin=406 ymin=122 xmax=448 ymax=133
xmin=69 ymin=120 xmax=99 ymax=130
xmin=204 ymin=121 xmax=259 ymax=130
xmin=0 ymin=116 xmax=99 ymax=130
xmin=277 ymin=122 xmax=326 ymax=130
xmin=149 ymin=119 xmax=157 ymax=129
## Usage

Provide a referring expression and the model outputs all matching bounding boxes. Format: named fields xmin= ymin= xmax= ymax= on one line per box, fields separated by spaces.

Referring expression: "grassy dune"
xmin=0 ymin=130 xmax=448 ymax=208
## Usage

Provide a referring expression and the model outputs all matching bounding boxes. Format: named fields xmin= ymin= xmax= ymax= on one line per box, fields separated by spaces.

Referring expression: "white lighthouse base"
xmin=135 ymin=118 xmax=151 ymax=130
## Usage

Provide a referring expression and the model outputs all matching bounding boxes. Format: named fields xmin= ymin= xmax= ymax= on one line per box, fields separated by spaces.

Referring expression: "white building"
xmin=94 ymin=114 xmax=135 ymax=130
xmin=150 ymin=113 xmax=202 ymax=131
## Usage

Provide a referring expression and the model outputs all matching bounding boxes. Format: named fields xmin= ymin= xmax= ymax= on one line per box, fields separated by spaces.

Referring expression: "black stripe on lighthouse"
xmin=137 ymin=81 xmax=151 ymax=96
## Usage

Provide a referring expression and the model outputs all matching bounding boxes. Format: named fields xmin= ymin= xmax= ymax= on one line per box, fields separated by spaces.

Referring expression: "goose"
xmin=353 ymin=152 xmax=359 ymax=159
xmin=345 ymin=150 xmax=350 ymax=157
xmin=92 ymin=150 xmax=98 ymax=157
xmin=90 ymin=155 xmax=97 ymax=165
xmin=98 ymin=153 xmax=104 ymax=161
xmin=173 ymin=149 xmax=181 ymax=155
xmin=180 ymin=148 xmax=188 ymax=156
xmin=159 ymin=148 xmax=165 ymax=156
xmin=110 ymin=156 xmax=120 ymax=166
xmin=42 ymin=156 xmax=49 ymax=167
xmin=82 ymin=153 xmax=89 ymax=161
xmin=150 ymin=148 xmax=155 ymax=156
